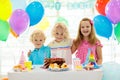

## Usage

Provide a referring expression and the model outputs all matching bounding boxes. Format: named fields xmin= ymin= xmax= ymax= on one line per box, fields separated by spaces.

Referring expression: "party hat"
xmin=19 ymin=51 xmax=26 ymax=66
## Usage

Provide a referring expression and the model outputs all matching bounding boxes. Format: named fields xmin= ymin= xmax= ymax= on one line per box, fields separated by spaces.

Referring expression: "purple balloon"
xmin=9 ymin=9 xmax=30 ymax=35
xmin=105 ymin=0 xmax=120 ymax=24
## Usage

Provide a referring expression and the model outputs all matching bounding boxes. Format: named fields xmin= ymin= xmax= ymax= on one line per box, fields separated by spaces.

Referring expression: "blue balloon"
xmin=93 ymin=15 xmax=113 ymax=39
xmin=101 ymin=62 xmax=120 ymax=80
xmin=26 ymin=1 xmax=44 ymax=26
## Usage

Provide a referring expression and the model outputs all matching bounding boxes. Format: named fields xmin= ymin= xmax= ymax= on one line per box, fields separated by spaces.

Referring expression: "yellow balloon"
xmin=36 ymin=17 xmax=50 ymax=31
xmin=0 ymin=1 xmax=12 ymax=20
xmin=0 ymin=0 xmax=10 ymax=3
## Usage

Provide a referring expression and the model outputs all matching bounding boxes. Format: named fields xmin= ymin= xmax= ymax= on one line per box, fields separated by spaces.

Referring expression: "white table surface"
xmin=8 ymin=67 xmax=103 ymax=80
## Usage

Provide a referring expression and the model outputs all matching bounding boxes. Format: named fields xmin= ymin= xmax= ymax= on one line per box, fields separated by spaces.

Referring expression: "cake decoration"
xmin=43 ymin=58 xmax=65 ymax=69
xmin=83 ymin=48 xmax=102 ymax=70
xmin=43 ymin=58 xmax=69 ymax=71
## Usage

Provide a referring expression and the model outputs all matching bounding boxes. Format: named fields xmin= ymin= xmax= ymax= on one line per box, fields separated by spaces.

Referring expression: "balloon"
xmin=10 ymin=28 xmax=18 ymax=38
xmin=0 ymin=0 xmax=10 ymax=3
xmin=10 ymin=0 xmax=26 ymax=11
xmin=93 ymin=15 xmax=113 ymax=39
xmin=55 ymin=2 xmax=61 ymax=11
xmin=26 ymin=1 xmax=44 ymax=26
xmin=114 ymin=22 xmax=120 ymax=43
xmin=0 ymin=19 xmax=10 ymax=41
xmin=9 ymin=9 xmax=30 ymax=36
xmin=56 ymin=17 xmax=68 ymax=26
xmin=36 ymin=17 xmax=50 ymax=31
xmin=95 ymin=0 xmax=109 ymax=16
xmin=105 ymin=0 xmax=120 ymax=24
xmin=0 ymin=1 xmax=12 ymax=20
xmin=101 ymin=62 xmax=120 ymax=80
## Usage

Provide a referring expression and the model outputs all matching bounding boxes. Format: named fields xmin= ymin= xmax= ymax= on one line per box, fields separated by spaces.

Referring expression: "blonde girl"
xmin=48 ymin=23 xmax=73 ymax=65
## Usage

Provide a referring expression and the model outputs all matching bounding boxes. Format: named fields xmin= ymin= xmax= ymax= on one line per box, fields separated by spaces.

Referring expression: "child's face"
xmin=32 ymin=35 xmax=45 ymax=48
xmin=54 ymin=27 xmax=65 ymax=42
xmin=80 ymin=21 xmax=91 ymax=38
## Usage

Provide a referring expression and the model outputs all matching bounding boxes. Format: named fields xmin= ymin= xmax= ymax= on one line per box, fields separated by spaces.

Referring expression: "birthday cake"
xmin=43 ymin=58 xmax=67 ymax=69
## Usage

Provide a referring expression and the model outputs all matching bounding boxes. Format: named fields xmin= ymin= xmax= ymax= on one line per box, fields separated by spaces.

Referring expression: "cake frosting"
xmin=43 ymin=58 xmax=66 ymax=69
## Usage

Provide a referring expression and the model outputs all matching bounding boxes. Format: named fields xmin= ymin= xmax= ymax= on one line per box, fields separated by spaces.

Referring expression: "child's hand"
xmin=27 ymin=50 xmax=31 ymax=57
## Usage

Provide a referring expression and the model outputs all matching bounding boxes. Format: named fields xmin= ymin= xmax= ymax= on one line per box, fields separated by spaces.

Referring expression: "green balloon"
xmin=56 ymin=17 xmax=69 ymax=26
xmin=0 ymin=20 xmax=10 ymax=41
xmin=114 ymin=22 xmax=120 ymax=43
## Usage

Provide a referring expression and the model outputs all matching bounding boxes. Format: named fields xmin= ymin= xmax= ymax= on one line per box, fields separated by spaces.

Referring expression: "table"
xmin=8 ymin=68 xmax=103 ymax=80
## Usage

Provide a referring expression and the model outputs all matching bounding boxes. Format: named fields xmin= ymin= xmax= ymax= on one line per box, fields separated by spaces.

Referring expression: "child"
xmin=71 ymin=18 xmax=102 ymax=65
xmin=48 ymin=23 xmax=73 ymax=65
xmin=28 ymin=29 xmax=51 ymax=65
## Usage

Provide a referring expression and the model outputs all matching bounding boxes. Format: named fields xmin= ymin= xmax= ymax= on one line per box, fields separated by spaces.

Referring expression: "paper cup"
xmin=24 ymin=61 xmax=32 ymax=71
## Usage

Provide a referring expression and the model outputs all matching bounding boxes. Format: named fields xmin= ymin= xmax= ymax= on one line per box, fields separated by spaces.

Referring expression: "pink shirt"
xmin=76 ymin=40 xmax=102 ymax=64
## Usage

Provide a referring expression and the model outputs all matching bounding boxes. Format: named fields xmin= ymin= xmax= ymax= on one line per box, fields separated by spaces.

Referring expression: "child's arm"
xmin=28 ymin=52 xmax=33 ymax=64
xmin=96 ymin=45 xmax=102 ymax=65
xmin=27 ymin=50 xmax=31 ymax=57
xmin=71 ymin=40 xmax=77 ymax=54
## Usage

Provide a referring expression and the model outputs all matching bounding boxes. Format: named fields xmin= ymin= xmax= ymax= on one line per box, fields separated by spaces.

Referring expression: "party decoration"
xmin=19 ymin=51 xmax=26 ymax=66
xmin=10 ymin=28 xmax=18 ymax=38
xmin=0 ymin=1 xmax=12 ymax=20
xmin=105 ymin=0 xmax=120 ymax=24
xmin=26 ymin=1 xmax=44 ymax=26
xmin=1 ymin=77 xmax=8 ymax=80
xmin=101 ymin=62 xmax=120 ymax=80
xmin=56 ymin=17 xmax=68 ymax=26
xmin=0 ymin=0 xmax=10 ymax=3
xmin=83 ymin=48 xmax=101 ymax=69
xmin=55 ymin=2 xmax=61 ymax=11
xmin=9 ymin=9 xmax=30 ymax=36
xmin=0 ymin=20 xmax=10 ymax=41
xmin=10 ymin=0 xmax=26 ymax=11
xmin=36 ymin=17 xmax=50 ymax=31
xmin=67 ymin=0 xmax=95 ymax=9
xmin=95 ymin=0 xmax=109 ymax=16
xmin=93 ymin=15 xmax=112 ymax=39
xmin=114 ymin=22 xmax=120 ymax=43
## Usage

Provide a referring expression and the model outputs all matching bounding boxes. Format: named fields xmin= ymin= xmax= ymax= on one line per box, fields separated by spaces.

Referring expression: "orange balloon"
xmin=2 ymin=77 xmax=8 ymax=80
xmin=10 ymin=28 xmax=18 ymax=38
xmin=95 ymin=0 xmax=109 ymax=16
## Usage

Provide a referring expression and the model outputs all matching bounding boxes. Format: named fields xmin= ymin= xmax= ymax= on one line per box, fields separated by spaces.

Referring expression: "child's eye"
xmin=56 ymin=32 xmax=59 ymax=35
xmin=35 ymin=39 xmax=37 ymax=41
xmin=86 ymin=26 xmax=90 ymax=28
xmin=61 ymin=33 xmax=63 ymax=35
xmin=40 ymin=40 xmax=42 ymax=41
xmin=81 ymin=26 xmax=84 ymax=28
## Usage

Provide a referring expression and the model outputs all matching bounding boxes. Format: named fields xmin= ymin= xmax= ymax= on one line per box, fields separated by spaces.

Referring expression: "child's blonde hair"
xmin=52 ymin=23 xmax=69 ymax=39
xmin=74 ymin=18 xmax=98 ymax=46
xmin=30 ymin=29 xmax=46 ymax=42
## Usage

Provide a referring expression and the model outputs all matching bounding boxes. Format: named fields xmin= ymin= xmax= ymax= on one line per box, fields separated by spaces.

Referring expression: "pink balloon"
xmin=105 ymin=0 xmax=120 ymax=24
xmin=9 ymin=9 xmax=30 ymax=35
